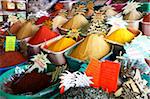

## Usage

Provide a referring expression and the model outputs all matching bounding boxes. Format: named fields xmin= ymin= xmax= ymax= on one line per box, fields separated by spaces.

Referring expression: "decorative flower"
xmin=66 ymin=29 xmax=81 ymax=40
xmin=122 ymin=35 xmax=150 ymax=74
xmin=100 ymin=5 xmax=118 ymax=17
xmin=75 ymin=4 xmax=86 ymax=15
xmin=91 ymin=11 xmax=105 ymax=22
xmin=15 ymin=66 xmax=25 ymax=76
xmin=107 ymin=15 xmax=128 ymax=28
xmin=101 ymin=5 xmax=116 ymax=11
xmin=28 ymin=11 xmax=49 ymax=18
xmin=123 ymin=0 xmax=141 ymax=15
xmin=26 ymin=52 xmax=51 ymax=73
xmin=35 ymin=11 xmax=49 ymax=18
xmin=88 ymin=11 xmax=109 ymax=34
xmin=59 ymin=71 xmax=93 ymax=93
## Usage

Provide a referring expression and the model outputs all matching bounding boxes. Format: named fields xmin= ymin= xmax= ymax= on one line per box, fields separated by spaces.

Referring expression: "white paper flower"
xmin=107 ymin=15 xmax=128 ymax=28
xmin=35 ymin=11 xmax=49 ymax=18
xmin=123 ymin=0 xmax=141 ymax=15
xmin=26 ymin=52 xmax=51 ymax=73
xmin=124 ymin=35 xmax=150 ymax=60
xmin=59 ymin=71 xmax=93 ymax=92
xmin=15 ymin=66 xmax=25 ymax=75
xmin=28 ymin=10 xmax=49 ymax=19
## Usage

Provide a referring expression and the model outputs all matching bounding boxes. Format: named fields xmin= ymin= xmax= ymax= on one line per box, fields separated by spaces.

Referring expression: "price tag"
xmin=85 ymin=58 xmax=120 ymax=93
xmin=17 ymin=2 xmax=26 ymax=10
xmin=5 ymin=36 xmax=16 ymax=52
xmin=7 ymin=2 xmax=15 ymax=9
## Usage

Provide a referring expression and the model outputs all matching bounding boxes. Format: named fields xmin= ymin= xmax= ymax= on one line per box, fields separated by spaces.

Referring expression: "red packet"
xmin=99 ymin=61 xmax=120 ymax=92
xmin=85 ymin=58 xmax=120 ymax=93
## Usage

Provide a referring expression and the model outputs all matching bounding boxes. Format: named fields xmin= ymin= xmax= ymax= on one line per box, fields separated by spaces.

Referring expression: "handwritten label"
xmin=5 ymin=36 xmax=16 ymax=52
xmin=85 ymin=58 xmax=101 ymax=88
xmin=17 ymin=2 xmax=26 ymax=10
xmin=7 ymin=2 xmax=15 ymax=9
xmin=85 ymin=58 xmax=120 ymax=92
xmin=99 ymin=61 xmax=120 ymax=92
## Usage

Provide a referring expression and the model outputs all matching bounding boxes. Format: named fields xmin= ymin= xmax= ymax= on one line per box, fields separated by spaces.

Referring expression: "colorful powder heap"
xmin=4 ymin=72 xmax=51 ymax=95
xmin=28 ymin=26 xmax=59 ymax=45
xmin=0 ymin=51 xmax=26 ymax=68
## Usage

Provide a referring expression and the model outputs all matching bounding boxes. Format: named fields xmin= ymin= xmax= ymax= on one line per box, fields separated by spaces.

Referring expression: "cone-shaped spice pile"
xmin=48 ymin=37 xmax=76 ymax=52
xmin=16 ymin=21 xmax=38 ymax=40
xmin=62 ymin=14 xmax=89 ymax=29
xmin=5 ymin=72 xmax=51 ymax=94
xmin=70 ymin=34 xmax=110 ymax=61
xmin=28 ymin=26 xmax=59 ymax=45
xmin=106 ymin=28 xmax=135 ymax=44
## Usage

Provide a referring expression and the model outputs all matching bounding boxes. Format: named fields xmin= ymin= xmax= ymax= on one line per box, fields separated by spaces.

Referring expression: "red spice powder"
xmin=28 ymin=26 xmax=59 ymax=45
xmin=143 ymin=14 xmax=150 ymax=22
xmin=5 ymin=72 xmax=51 ymax=94
xmin=0 ymin=51 xmax=26 ymax=68
xmin=127 ymin=27 xmax=140 ymax=36
xmin=35 ymin=16 xmax=50 ymax=25
xmin=54 ymin=3 xmax=64 ymax=11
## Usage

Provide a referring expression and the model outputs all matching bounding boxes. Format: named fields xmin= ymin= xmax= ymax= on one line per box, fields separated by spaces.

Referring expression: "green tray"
xmin=65 ymin=45 xmax=114 ymax=72
xmin=0 ymin=65 xmax=60 ymax=99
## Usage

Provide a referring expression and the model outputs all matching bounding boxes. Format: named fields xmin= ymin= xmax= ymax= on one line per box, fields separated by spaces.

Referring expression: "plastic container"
xmin=57 ymin=27 xmax=69 ymax=35
xmin=105 ymin=0 xmax=126 ymax=12
xmin=65 ymin=45 xmax=114 ymax=72
xmin=27 ymin=36 xmax=60 ymax=56
xmin=125 ymin=20 xmax=141 ymax=30
xmin=139 ymin=2 xmax=150 ymax=13
xmin=27 ymin=43 xmax=43 ymax=56
xmin=105 ymin=29 xmax=142 ymax=46
xmin=0 ymin=65 xmax=60 ymax=99
xmin=41 ymin=35 xmax=84 ymax=65
xmin=0 ymin=62 xmax=27 ymax=75
xmin=142 ymin=21 xmax=150 ymax=36
xmin=110 ymin=2 xmax=150 ymax=13
xmin=112 ymin=3 xmax=126 ymax=12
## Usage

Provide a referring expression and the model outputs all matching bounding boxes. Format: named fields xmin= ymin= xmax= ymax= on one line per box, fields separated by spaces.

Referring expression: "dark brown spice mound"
xmin=5 ymin=72 xmax=51 ymax=95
